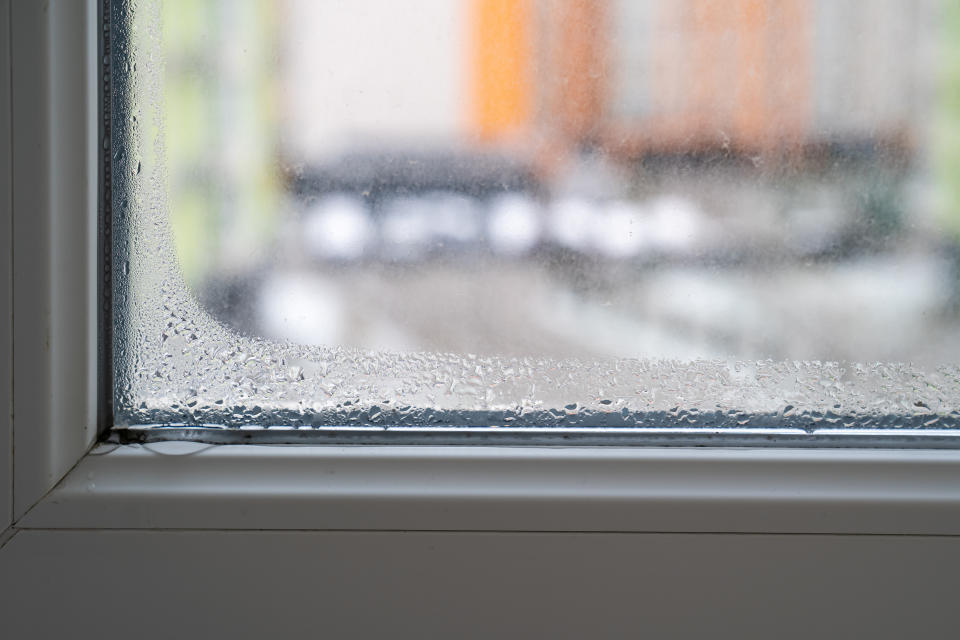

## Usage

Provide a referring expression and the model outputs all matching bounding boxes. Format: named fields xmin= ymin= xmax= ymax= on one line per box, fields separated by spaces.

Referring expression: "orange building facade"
xmin=471 ymin=0 xmax=928 ymax=160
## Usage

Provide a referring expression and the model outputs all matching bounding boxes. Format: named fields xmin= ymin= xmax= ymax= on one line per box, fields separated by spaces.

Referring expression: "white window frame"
xmin=4 ymin=0 xmax=960 ymax=542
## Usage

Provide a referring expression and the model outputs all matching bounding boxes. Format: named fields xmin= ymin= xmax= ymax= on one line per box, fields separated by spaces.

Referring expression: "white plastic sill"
xmin=18 ymin=443 xmax=960 ymax=535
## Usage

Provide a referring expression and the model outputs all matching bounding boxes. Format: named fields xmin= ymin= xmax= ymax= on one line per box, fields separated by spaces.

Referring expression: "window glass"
xmin=113 ymin=0 xmax=960 ymax=438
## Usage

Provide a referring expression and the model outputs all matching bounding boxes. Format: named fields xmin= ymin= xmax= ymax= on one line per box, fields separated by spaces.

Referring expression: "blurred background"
xmin=160 ymin=0 xmax=960 ymax=365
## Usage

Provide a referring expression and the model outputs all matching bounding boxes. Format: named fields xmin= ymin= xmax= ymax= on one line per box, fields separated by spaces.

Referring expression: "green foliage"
xmin=937 ymin=0 xmax=960 ymax=239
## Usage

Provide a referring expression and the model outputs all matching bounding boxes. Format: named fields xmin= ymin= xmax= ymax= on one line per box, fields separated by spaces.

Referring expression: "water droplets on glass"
xmin=112 ymin=0 xmax=960 ymax=439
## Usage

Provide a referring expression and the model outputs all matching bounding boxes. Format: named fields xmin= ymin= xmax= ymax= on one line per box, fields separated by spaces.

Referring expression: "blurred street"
xmin=249 ymin=250 xmax=957 ymax=363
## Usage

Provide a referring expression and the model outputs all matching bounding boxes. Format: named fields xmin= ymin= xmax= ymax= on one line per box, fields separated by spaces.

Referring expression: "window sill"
xmin=18 ymin=443 xmax=960 ymax=534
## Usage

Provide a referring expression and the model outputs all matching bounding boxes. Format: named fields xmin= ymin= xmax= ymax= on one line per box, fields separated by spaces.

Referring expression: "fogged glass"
xmin=113 ymin=0 xmax=960 ymax=430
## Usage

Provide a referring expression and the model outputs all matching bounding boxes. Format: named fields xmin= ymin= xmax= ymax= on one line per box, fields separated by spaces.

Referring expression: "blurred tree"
xmin=938 ymin=0 xmax=960 ymax=308
xmin=939 ymin=0 xmax=960 ymax=234
xmin=162 ymin=0 xmax=281 ymax=290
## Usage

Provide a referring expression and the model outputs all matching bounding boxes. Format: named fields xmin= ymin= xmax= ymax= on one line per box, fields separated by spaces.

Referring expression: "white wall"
xmin=812 ymin=0 xmax=931 ymax=137
xmin=282 ymin=0 xmax=469 ymax=162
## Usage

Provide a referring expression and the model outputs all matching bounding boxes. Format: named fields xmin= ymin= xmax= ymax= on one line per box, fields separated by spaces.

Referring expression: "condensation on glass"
xmin=112 ymin=0 xmax=960 ymax=440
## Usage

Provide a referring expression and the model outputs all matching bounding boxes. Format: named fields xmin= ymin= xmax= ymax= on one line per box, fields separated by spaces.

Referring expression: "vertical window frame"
xmin=1 ymin=0 xmax=13 ymax=534
xmin=7 ymin=0 xmax=98 ymax=523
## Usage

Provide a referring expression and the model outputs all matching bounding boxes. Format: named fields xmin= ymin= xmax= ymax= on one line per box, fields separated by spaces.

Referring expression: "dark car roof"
xmin=290 ymin=151 xmax=539 ymax=201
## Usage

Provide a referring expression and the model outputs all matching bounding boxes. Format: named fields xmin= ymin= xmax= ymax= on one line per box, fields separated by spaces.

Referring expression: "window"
xmin=4 ymin=0 xmax=960 ymax=540
xmin=108 ymin=0 xmax=960 ymax=448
